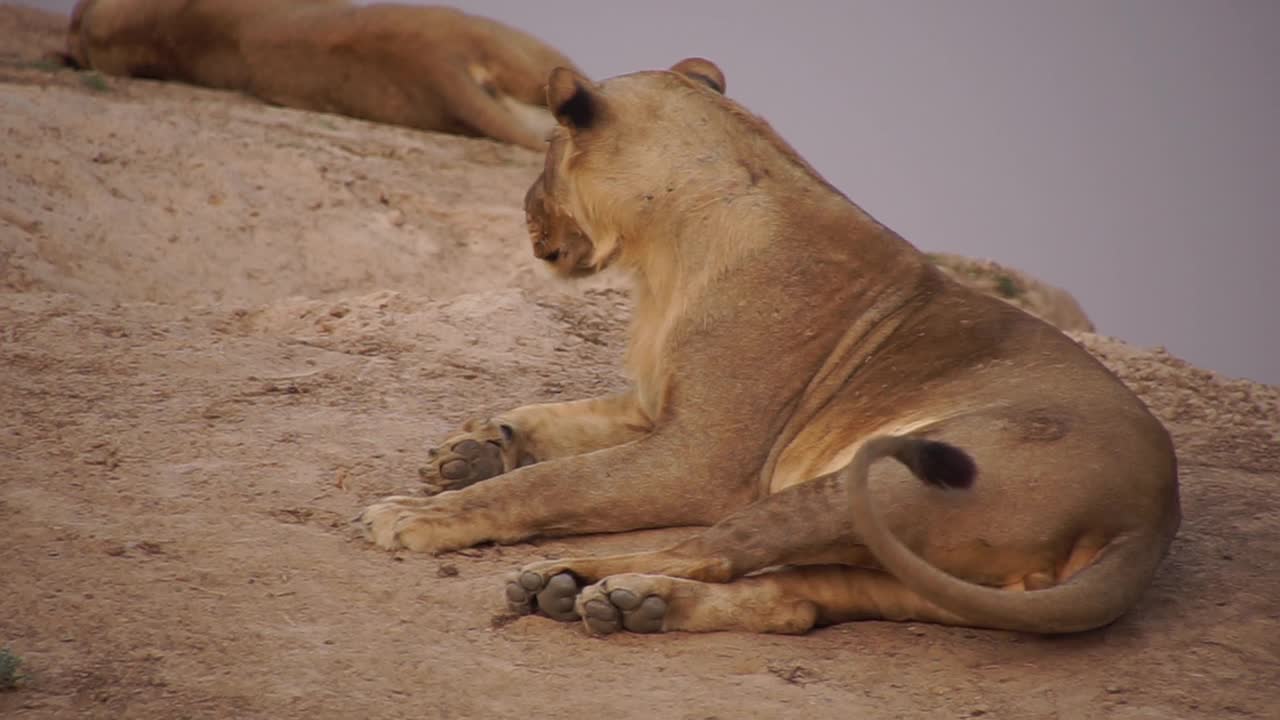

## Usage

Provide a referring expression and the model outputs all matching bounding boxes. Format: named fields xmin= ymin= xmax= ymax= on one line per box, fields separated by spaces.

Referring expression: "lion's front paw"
xmin=418 ymin=419 xmax=521 ymax=492
xmin=357 ymin=496 xmax=429 ymax=550
xmin=356 ymin=495 xmax=482 ymax=553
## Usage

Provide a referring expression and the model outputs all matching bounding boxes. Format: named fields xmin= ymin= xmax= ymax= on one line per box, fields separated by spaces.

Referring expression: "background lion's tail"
xmin=844 ymin=435 xmax=1169 ymax=634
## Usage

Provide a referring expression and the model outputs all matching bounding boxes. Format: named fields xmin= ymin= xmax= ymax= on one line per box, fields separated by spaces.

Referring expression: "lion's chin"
xmin=542 ymin=244 xmax=619 ymax=279
xmin=543 ymin=258 xmax=600 ymax=279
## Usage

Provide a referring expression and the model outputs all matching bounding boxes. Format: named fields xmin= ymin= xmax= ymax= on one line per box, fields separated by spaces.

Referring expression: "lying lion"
xmin=60 ymin=0 xmax=579 ymax=149
xmin=359 ymin=58 xmax=1182 ymax=636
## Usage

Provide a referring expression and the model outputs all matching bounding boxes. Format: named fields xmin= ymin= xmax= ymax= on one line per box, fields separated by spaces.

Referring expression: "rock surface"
xmin=2 ymin=6 xmax=1277 ymax=719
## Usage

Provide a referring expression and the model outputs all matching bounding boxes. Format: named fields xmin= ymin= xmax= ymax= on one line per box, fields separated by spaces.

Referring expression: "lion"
xmin=359 ymin=58 xmax=1181 ymax=636
xmin=59 ymin=0 xmax=580 ymax=150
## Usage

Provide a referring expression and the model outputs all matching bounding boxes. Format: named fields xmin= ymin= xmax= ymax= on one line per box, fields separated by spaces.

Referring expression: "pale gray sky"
xmin=30 ymin=1 xmax=1280 ymax=383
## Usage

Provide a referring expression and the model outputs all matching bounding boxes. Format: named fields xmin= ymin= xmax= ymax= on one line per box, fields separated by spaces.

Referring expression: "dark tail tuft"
xmin=893 ymin=440 xmax=976 ymax=490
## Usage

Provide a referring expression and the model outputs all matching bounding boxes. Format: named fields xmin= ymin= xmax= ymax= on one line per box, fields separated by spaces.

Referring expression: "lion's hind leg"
xmin=505 ymin=471 xmax=859 ymax=622
xmin=576 ymin=572 xmax=818 ymax=635
xmin=575 ymin=565 xmax=965 ymax=636
xmin=504 ymin=459 xmax=969 ymax=628
xmin=504 ymin=547 xmax=733 ymax=622
xmin=505 ymin=472 xmax=848 ymax=622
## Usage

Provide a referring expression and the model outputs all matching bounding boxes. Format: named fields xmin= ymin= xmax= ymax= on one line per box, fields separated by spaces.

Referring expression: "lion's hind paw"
xmin=504 ymin=570 xmax=582 ymax=621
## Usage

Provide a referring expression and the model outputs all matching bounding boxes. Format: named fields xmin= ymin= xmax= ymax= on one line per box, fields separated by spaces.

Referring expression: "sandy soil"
xmin=2 ymin=6 xmax=1277 ymax=719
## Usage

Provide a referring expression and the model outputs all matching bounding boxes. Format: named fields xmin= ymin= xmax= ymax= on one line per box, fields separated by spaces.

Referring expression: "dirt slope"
xmin=2 ymin=6 xmax=1277 ymax=719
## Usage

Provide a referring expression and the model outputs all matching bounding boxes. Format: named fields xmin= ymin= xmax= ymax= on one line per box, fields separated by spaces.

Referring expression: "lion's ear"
xmin=547 ymin=67 xmax=601 ymax=130
xmin=670 ymin=57 xmax=726 ymax=94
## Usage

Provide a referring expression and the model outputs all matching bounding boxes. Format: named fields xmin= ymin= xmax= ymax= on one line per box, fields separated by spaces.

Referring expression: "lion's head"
xmin=522 ymin=58 xmax=728 ymax=279
xmin=56 ymin=0 xmax=96 ymax=69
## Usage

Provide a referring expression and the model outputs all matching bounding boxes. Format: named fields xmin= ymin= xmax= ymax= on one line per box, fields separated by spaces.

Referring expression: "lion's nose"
xmin=542 ymin=249 xmax=561 ymax=263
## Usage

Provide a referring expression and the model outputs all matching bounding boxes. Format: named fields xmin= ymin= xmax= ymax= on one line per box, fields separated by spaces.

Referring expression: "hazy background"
xmin=29 ymin=1 xmax=1280 ymax=384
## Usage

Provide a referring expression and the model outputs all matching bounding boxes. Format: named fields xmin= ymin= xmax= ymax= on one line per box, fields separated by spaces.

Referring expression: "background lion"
xmin=61 ymin=0 xmax=580 ymax=149
xmin=360 ymin=58 xmax=1181 ymax=637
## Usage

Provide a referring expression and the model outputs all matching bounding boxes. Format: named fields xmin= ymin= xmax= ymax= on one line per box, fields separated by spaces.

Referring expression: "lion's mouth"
xmin=525 ymin=198 xmax=610 ymax=277
xmin=564 ymin=262 xmax=599 ymax=278
xmin=543 ymin=244 xmax=599 ymax=278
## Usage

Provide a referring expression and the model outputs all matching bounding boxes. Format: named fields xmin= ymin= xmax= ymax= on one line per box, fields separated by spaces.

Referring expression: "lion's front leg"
xmin=419 ymin=390 xmax=651 ymax=492
xmin=418 ymin=418 xmax=522 ymax=493
xmin=361 ymin=426 xmax=755 ymax=554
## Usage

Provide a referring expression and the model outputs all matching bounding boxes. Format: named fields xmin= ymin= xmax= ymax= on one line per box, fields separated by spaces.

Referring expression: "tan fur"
xmin=61 ymin=0 xmax=581 ymax=149
xmin=362 ymin=59 xmax=1181 ymax=636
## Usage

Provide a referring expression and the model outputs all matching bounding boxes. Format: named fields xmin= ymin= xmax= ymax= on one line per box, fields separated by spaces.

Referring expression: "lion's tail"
xmin=843 ymin=435 xmax=1169 ymax=634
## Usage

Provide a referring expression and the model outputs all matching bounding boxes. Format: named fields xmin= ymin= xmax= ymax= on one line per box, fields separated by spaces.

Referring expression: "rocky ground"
xmin=1 ymin=5 xmax=1276 ymax=719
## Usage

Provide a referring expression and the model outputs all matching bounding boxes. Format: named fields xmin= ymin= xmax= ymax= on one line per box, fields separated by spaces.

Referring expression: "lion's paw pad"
xmin=421 ymin=436 xmax=505 ymax=490
xmin=579 ymin=586 xmax=668 ymax=635
xmin=504 ymin=571 xmax=581 ymax=621
xmin=440 ymin=439 xmax=503 ymax=481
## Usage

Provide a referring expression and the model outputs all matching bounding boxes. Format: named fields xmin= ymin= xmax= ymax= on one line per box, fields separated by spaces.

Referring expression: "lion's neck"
xmin=619 ymin=200 xmax=776 ymax=420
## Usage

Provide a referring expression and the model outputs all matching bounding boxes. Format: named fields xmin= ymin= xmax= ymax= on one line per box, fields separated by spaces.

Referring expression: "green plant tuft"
xmin=28 ymin=59 xmax=65 ymax=73
xmin=994 ymin=274 xmax=1021 ymax=298
xmin=0 ymin=647 xmax=26 ymax=691
xmin=80 ymin=72 xmax=109 ymax=92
